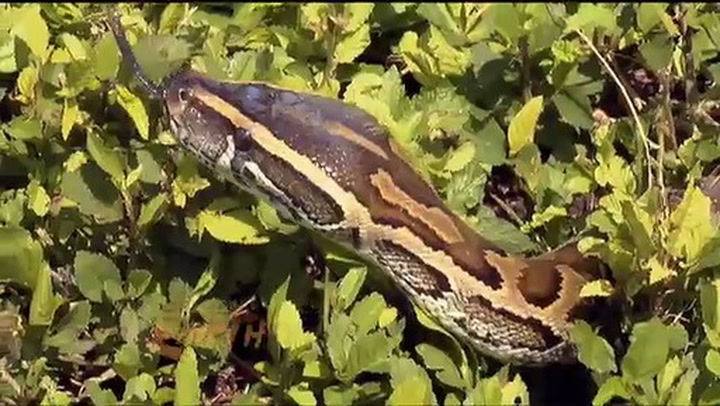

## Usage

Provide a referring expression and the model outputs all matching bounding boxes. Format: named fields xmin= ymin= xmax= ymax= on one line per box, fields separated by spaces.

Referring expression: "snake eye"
xmin=177 ymin=87 xmax=191 ymax=103
xmin=235 ymin=128 xmax=252 ymax=152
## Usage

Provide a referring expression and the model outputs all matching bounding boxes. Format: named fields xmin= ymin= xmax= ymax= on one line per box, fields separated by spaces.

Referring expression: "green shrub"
xmin=1 ymin=3 xmax=720 ymax=405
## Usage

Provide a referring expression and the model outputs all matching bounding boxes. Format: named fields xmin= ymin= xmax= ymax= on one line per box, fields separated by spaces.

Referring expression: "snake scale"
xmin=106 ymin=8 xmax=719 ymax=366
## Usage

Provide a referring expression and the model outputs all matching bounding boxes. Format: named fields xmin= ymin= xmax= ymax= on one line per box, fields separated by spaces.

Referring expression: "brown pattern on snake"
xmin=370 ymin=169 xmax=464 ymax=244
xmin=516 ymin=263 xmax=563 ymax=308
xmin=204 ymin=81 xmax=514 ymax=291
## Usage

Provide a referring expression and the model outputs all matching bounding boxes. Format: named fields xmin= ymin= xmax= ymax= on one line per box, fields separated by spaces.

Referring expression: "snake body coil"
xmin=109 ymin=10 xmax=602 ymax=365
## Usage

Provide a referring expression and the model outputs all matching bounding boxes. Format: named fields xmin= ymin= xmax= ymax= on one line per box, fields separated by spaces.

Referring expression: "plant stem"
xmin=574 ymin=28 xmax=656 ymax=190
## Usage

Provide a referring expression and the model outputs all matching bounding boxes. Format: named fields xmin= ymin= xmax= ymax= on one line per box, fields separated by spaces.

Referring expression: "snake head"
xmin=164 ymin=71 xmax=253 ymax=172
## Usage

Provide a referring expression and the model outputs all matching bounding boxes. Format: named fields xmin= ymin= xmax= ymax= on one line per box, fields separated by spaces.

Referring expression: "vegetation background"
xmin=2 ymin=3 xmax=720 ymax=405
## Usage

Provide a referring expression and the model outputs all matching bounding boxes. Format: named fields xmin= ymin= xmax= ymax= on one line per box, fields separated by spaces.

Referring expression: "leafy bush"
xmin=2 ymin=3 xmax=720 ymax=405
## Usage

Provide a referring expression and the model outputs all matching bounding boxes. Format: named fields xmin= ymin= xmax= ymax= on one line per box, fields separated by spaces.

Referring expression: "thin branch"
xmin=574 ymin=28 xmax=657 ymax=189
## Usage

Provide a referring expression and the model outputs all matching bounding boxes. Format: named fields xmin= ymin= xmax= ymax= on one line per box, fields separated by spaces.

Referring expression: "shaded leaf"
xmin=569 ymin=321 xmax=617 ymax=373
xmin=73 ymin=251 xmax=122 ymax=303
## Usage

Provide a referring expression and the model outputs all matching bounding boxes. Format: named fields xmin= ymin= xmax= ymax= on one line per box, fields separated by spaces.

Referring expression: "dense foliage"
xmin=2 ymin=3 xmax=720 ymax=405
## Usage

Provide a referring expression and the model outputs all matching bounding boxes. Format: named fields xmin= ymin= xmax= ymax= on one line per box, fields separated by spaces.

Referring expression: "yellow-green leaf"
xmin=646 ymin=256 xmax=674 ymax=285
xmin=61 ymin=98 xmax=80 ymax=140
xmin=115 ymin=85 xmax=150 ymax=140
xmin=29 ymin=263 xmax=63 ymax=326
xmin=276 ymin=300 xmax=314 ymax=351
xmin=63 ymin=151 xmax=88 ymax=173
xmin=174 ymin=347 xmax=200 ymax=406
xmin=669 ymin=185 xmax=714 ymax=267
xmin=335 ymin=25 xmax=370 ymax=64
xmin=26 ymin=180 xmax=50 ymax=217
xmin=444 ymin=142 xmax=475 ymax=173
xmin=508 ymin=96 xmax=543 ymax=156
xmin=11 ymin=5 xmax=49 ymax=57
xmin=125 ymin=164 xmax=143 ymax=189
xmin=197 ymin=209 xmax=270 ymax=245
xmin=579 ymin=279 xmax=614 ymax=298
xmin=138 ymin=194 xmax=168 ymax=228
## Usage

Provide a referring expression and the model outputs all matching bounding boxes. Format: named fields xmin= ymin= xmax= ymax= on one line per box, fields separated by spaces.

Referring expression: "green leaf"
xmin=349 ymin=292 xmax=386 ymax=336
xmin=120 ymin=307 xmax=140 ymax=343
xmin=44 ymin=301 xmax=92 ymax=354
xmin=388 ymin=376 xmax=434 ymax=405
xmin=487 ymin=4 xmax=522 ymax=43
xmin=73 ymin=251 xmax=122 ymax=303
xmin=135 ymin=148 xmax=164 ymax=184
xmin=6 ymin=116 xmax=42 ymax=140
xmin=137 ymin=193 xmax=168 ymax=228
xmin=123 ymin=373 xmax=156 ymax=403
xmin=416 ymin=343 xmax=466 ymax=389
xmin=87 ymin=131 xmax=124 ymax=185
xmin=0 ymin=32 xmax=17 ymax=73
xmin=159 ymin=3 xmax=188 ymax=35
xmin=86 ymin=380 xmax=119 ymax=406
xmin=701 ymin=279 xmax=720 ymax=347
xmin=657 ymin=356 xmax=683 ymax=398
xmin=11 ymin=5 xmax=49 ymax=57
xmin=175 ymin=347 xmax=200 ymax=406
xmin=254 ymin=199 xmax=298 ymax=235
xmin=64 ymin=151 xmax=88 ymax=173
xmin=579 ymin=279 xmax=614 ymax=298
xmin=115 ymin=85 xmax=150 ymax=140
xmin=564 ymin=3 xmax=617 ymax=34
xmin=336 ymin=266 xmax=367 ymax=311
xmin=346 ymin=331 xmax=398 ymax=379
xmin=125 ymin=164 xmax=143 ymax=189
xmin=133 ymin=34 xmax=191 ymax=83
xmin=335 ymin=25 xmax=370 ymax=64
xmin=126 ymin=269 xmax=152 ymax=299
xmin=388 ymin=357 xmax=437 ymax=405
xmin=553 ymin=89 xmax=593 ymax=130
xmin=637 ymin=3 xmax=665 ymax=33
xmin=323 ymin=385 xmax=360 ymax=406
xmin=187 ymin=252 xmax=220 ymax=314
xmin=29 ymin=263 xmax=63 ymax=326
xmin=59 ymin=33 xmax=87 ymax=61
xmin=646 ymin=256 xmax=674 ymax=285
xmin=327 ymin=312 xmax=352 ymax=375
xmin=444 ymin=142 xmax=476 ymax=173
xmin=508 ymin=96 xmax=544 ymax=156
xmin=27 ymin=179 xmax=50 ymax=217
xmin=16 ymin=65 xmax=38 ymax=103
xmin=592 ymin=376 xmax=631 ymax=406
xmin=288 ymin=385 xmax=317 ymax=406
xmin=569 ymin=320 xmax=617 ymax=373
xmin=61 ymin=98 xmax=80 ymax=140
xmin=378 ymin=307 xmax=397 ymax=328
xmin=94 ymin=33 xmax=120 ymax=81
xmin=667 ymin=363 xmax=697 ymax=406
xmin=621 ymin=318 xmax=672 ymax=381
xmin=61 ymin=164 xmax=124 ymax=223
xmin=197 ymin=209 xmax=270 ymax=245
xmin=342 ymin=3 xmax=375 ymax=33
xmin=275 ymin=300 xmax=314 ymax=351
xmin=0 ymin=227 xmax=44 ymax=289
xmin=669 ymin=185 xmax=715 ymax=267
xmin=639 ymin=33 xmax=674 ymax=71
xmin=172 ymin=156 xmax=211 ymax=208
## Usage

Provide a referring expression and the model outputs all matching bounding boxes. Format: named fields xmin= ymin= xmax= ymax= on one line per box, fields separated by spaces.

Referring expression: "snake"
xmin=106 ymin=9 xmax=687 ymax=366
